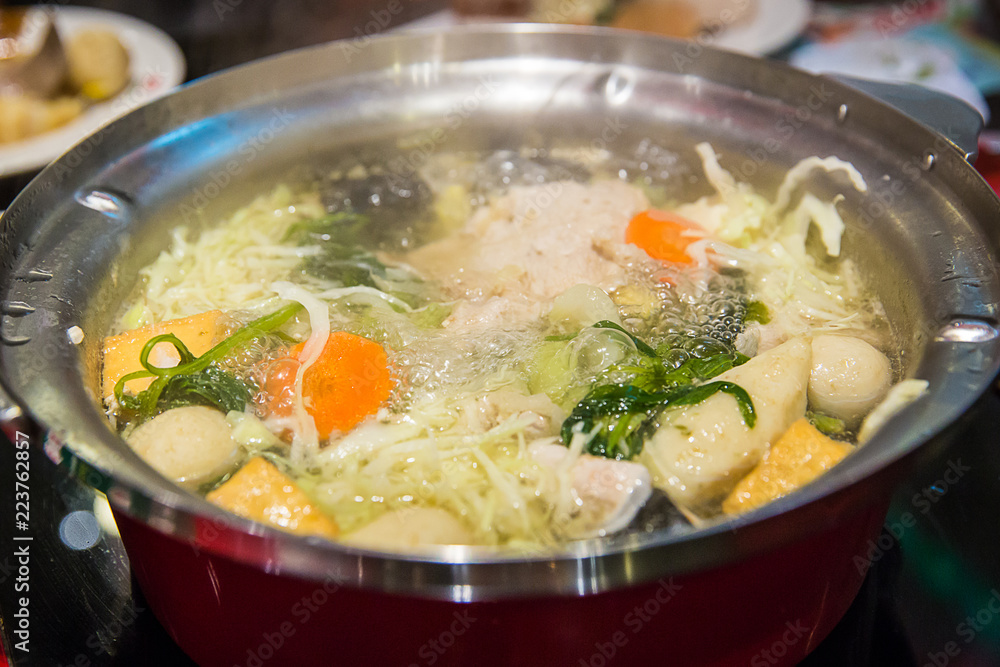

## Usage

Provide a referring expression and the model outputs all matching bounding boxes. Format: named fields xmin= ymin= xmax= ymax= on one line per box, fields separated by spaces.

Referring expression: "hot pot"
xmin=1 ymin=25 xmax=998 ymax=667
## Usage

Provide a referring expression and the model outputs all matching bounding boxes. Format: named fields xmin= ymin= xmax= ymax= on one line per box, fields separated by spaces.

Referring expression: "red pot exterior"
xmin=115 ymin=501 xmax=887 ymax=667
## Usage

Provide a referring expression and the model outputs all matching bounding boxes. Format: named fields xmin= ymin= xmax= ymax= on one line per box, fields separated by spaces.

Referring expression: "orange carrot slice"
xmin=626 ymin=210 xmax=700 ymax=265
xmin=264 ymin=332 xmax=393 ymax=438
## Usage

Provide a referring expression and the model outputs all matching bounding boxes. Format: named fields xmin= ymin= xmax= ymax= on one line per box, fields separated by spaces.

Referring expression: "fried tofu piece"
xmin=722 ymin=418 xmax=852 ymax=515
xmin=102 ymin=310 xmax=224 ymax=398
xmin=207 ymin=457 xmax=339 ymax=539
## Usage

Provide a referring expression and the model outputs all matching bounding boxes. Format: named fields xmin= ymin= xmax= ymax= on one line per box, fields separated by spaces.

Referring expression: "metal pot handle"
xmin=830 ymin=74 xmax=983 ymax=163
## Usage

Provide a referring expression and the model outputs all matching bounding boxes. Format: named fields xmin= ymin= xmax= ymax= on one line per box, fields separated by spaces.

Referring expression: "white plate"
xmin=791 ymin=37 xmax=990 ymax=121
xmin=402 ymin=0 xmax=811 ymax=56
xmin=710 ymin=0 xmax=810 ymax=56
xmin=0 ymin=6 xmax=185 ymax=177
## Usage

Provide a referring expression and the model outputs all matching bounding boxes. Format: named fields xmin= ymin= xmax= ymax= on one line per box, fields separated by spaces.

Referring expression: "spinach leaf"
xmin=286 ymin=212 xmax=427 ymax=307
xmin=284 ymin=212 xmax=391 ymax=289
xmin=744 ymin=300 xmax=771 ymax=324
xmin=616 ymin=348 xmax=749 ymax=394
xmin=807 ymin=411 xmax=846 ymax=436
xmin=559 ymin=322 xmax=756 ymax=460
xmin=591 ymin=320 xmax=658 ymax=357
xmin=156 ymin=365 xmax=254 ymax=415
xmin=303 ymin=245 xmax=388 ymax=291
xmin=562 ymin=381 xmax=756 ymax=460
xmin=282 ymin=211 xmax=368 ymax=245
xmin=114 ymin=303 xmax=302 ymax=422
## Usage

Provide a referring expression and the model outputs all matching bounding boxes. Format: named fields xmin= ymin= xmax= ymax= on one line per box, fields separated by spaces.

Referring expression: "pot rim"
xmin=3 ymin=23 xmax=1000 ymax=600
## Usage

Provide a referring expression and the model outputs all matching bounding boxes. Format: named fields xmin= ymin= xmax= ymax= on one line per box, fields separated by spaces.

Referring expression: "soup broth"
xmin=101 ymin=144 xmax=922 ymax=551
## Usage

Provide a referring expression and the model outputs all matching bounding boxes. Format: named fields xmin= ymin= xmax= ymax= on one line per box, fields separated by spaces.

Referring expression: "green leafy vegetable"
xmin=156 ymin=365 xmax=253 ymax=414
xmin=114 ymin=302 xmax=303 ymax=421
xmin=591 ymin=320 xmax=658 ymax=356
xmin=282 ymin=211 xmax=367 ymax=245
xmin=562 ymin=381 xmax=756 ymax=460
xmin=744 ymin=300 xmax=771 ymax=324
xmin=294 ymin=214 xmax=390 ymax=289
xmin=305 ymin=246 xmax=389 ymax=291
xmin=807 ymin=411 xmax=846 ymax=436
xmin=287 ymin=212 xmax=427 ymax=307
xmin=283 ymin=212 xmax=389 ymax=289
xmin=623 ymin=350 xmax=750 ymax=393
xmin=559 ymin=322 xmax=756 ymax=460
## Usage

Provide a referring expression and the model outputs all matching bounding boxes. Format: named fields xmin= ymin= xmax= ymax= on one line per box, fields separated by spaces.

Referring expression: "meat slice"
xmin=404 ymin=180 xmax=653 ymax=332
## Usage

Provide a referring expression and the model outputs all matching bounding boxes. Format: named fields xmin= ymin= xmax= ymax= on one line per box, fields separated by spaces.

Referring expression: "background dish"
xmin=403 ymin=0 xmax=811 ymax=55
xmin=0 ymin=6 xmax=184 ymax=178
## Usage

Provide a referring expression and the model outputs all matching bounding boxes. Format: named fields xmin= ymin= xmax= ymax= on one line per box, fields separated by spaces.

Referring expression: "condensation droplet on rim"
xmin=2 ymin=300 xmax=34 ymax=316
xmin=59 ymin=510 xmax=101 ymax=550
xmin=74 ymin=189 xmax=127 ymax=218
xmin=21 ymin=268 xmax=52 ymax=282
xmin=603 ymin=69 xmax=634 ymax=106
xmin=934 ymin=318 xmax=999 ymax=343
xmin=922 ymin=152 xmax=936 ymax=171
xmin=67 ymin=325 xmax=84 ymax=344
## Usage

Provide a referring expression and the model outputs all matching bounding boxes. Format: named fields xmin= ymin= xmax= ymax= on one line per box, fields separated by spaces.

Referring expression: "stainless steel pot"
xmin=2 ymin=25 xmax=999 ymax=666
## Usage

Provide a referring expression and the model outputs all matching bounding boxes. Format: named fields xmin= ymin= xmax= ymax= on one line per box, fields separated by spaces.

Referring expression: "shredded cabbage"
xmin=771 ymin=155 xmax=868 ymax=214
xmin=676 ymin=143 xmax=771 ymax=245
xmin=119 ymin=186 xmax=326 ymax=328
xmin=268 ymin=281 xmax=330 ymax=464
xmin=858 ymin=379 xmax=929 ymax=443
xmin=109 ymin=148 xmax=893 ymax=549
xmin=678 ymin=144 xmax=873 ymax=342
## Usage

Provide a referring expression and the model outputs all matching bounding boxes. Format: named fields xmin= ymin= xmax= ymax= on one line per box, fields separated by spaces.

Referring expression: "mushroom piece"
xmin=808 ymin=334 xmax=892 ymax=426
xmin=127 ymin=406 xmax=239 ymax=486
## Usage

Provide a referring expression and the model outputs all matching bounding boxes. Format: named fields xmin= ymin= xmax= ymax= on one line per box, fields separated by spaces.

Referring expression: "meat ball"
xmin=808 ymin=335 xmax=892 ymax=425
xmin=127 ymin=406 xmax=238 ymax=485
